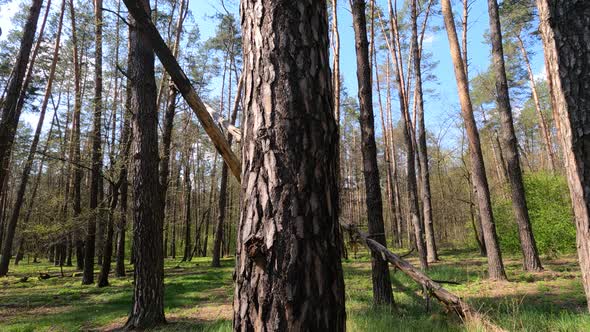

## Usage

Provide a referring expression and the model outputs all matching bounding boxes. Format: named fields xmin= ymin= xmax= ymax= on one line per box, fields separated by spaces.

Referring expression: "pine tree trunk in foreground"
xmin=536 ymin=0 xmax=590 ymax=311
xmin=486 ymin=0 xmax=542 ymax=272
xmin=441 ymin=0 xmax=507 ymax=281
xmin=234 ymin=0 xmax=346 ymax=329
xmin=0 ymin=0 xmax=43 ymax=195
xmin=123 ymin=0 xmax=165 ymax=327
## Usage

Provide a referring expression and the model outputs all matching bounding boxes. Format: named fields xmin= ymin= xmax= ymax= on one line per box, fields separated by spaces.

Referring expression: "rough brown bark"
xmin=535 ymin=0 xmax=590 ymax=311
xmin=122 ymin=0 xmax=165 ymax=327
xmin=0 ymin=0 xmax=65 ymax=277
xmin=486 ymin=0 xmax=542 ymax=272
xmin=441 ymin=0 xmax=507 ymax=280
xmin=352 ymin=0 xmax=395 ymax=304
xmin=0 ymin=0 xmax=43 ymax=195
xmin=234 ymin=0 xmax=346 ymax=329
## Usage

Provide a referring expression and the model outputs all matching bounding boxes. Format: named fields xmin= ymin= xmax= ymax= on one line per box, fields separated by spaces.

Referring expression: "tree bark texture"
xmin=234 ymin=0 xmax=346 ymax=330
xmin=352 ymin=0 xmax=396 ymax=303
xmin=123 ymin=0 xmax=165 ymax=327
xmin=536 ymin=0 xmax=590 ymax=311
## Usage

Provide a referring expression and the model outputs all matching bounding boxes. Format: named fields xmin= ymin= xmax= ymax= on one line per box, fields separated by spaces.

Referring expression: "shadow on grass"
xmin=0 ymin=258 xmax=235 ymax=332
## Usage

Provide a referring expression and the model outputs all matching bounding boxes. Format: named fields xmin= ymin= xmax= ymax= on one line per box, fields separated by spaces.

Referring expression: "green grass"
xmin=1 ymin=249 xmax=589 ymax=331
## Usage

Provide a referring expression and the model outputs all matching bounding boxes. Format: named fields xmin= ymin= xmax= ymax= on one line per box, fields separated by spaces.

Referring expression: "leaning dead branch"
xmin=341 ymin=222 xmax=506 ymax=332
xmin=123 ymin=0 xmax=241 ymax=181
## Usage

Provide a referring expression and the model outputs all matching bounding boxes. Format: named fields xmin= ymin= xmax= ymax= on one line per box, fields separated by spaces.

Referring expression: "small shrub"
xmin=493 ymin=172 xmax=576 ymax=257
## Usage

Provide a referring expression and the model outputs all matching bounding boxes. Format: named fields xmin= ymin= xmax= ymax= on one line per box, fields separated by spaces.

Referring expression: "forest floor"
xmin=0 ymin=248 xmax=588 ymax=331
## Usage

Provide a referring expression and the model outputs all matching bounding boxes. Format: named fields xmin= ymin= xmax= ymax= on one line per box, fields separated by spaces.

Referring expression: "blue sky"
xmin=191 ymin=0 xmax=546 ymax=147
xmin=1 ymin=0 xmax=546 ymax=147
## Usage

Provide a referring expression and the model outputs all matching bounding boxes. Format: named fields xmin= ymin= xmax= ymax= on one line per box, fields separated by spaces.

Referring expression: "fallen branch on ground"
xmin=341 ymin=222 xmax=505 ymax=332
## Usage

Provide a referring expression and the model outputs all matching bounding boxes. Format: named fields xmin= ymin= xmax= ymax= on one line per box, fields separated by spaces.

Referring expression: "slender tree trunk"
xmin=115 ymin=155 xmax=129 ymax=277
xmin=123 ymin=0 xmax=165 ymax=327
xmin=201 ymin=154 xmax=217 ymax=257
xmin=385 ymin=58 xmax=403 ymax=248
xmin=0 ymin=0 xmax=65 ymax=276
xmin=159 ymin=0 xmax=187 ymax=213
xmin=181 ymin=154 xmax=191 ymax=262
xmin=331 ymin=0 xmax=348 ymax=259
xmin=516 ymin=35 xmax=556 ymax=172
xmin=412 ymin=0 xmax=438 ymax=263
xmin=115 ymin=8 xmax=133 ymax=280
xmin=212 ymin=71 xmax=242 ymax=267
xmin=351 ymin=0 xmax=395 ymax=304
xmin=69 ymin=0 xmax=84 ymax=269
xmin=0 ymin=0 xmax=43 ymax=190
xmin=82 ymin=0 xmax=104 ymax=285
xmin=487 ymin=0 xmax=543 ymax=272
xmin=382 ymin=0 xmax=427 ymax=265
xmin=97 ymin=185 xmax=120 ymax=287
xmin=234 ymin=0 xmax=346 ymax=329
xmin=210 ymin=56 xmax=228 ymax=267
xmin=461 ymin=0 xmax=487 ymax=252
xmin=441 ymin=0 xmax=507 ymax=280
xmin=536 ymin=0 xmax=590 ymax=311
xmin=374 ymin=38 xmax=399 ymax=249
